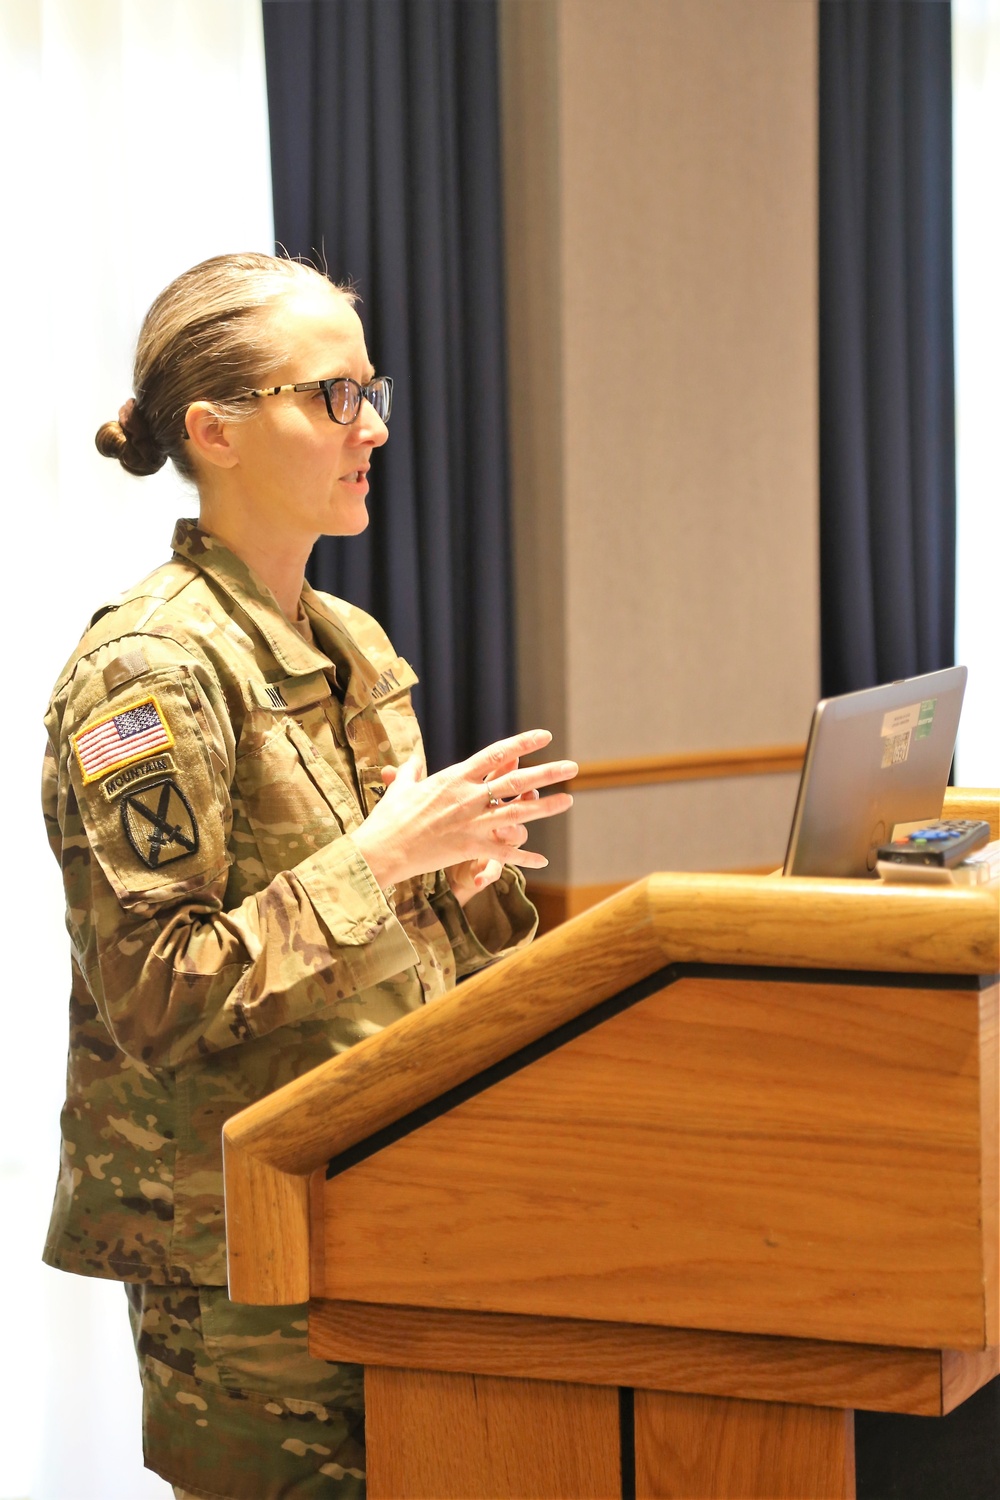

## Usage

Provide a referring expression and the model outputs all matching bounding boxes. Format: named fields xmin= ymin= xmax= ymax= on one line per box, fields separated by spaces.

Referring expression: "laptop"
xmin=782 ymin=666 xmax=968 ymax=878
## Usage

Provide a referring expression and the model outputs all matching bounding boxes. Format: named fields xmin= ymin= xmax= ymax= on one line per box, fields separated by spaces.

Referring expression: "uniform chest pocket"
xmin=369 ymin=679 xmax=422 ymax=767
xmin=234 ymin=714 xmax=361 ymax=882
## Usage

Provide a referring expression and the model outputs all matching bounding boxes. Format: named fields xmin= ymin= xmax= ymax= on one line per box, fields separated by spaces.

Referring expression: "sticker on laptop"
xmin=881 ymin=731 xmax=911 ymax=769
xmin=913 ymin=698 xmax=936 ymax=740
xmin=880 ymin=698 xmax=936 ymax=741
xmin=881 ymin=703 xmax=918 ymax=738
xmin=879 ymin=697 xmax=937 ymax=766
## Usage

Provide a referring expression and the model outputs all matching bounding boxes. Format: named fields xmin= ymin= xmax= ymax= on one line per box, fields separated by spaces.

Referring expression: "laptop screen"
xmin=782 ymin=666 xmax=967 ymax=878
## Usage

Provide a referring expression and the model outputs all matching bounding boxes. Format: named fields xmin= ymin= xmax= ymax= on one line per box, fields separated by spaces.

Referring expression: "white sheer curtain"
xmin=0 ymin=4 xmax=272 ymax=1496
xmin=953 ymin=0 xmax=1000 ymax=786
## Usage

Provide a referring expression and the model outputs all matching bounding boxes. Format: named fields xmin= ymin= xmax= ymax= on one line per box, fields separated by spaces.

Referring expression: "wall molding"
xmin=566 ymin=744 xmax=806 ymax=793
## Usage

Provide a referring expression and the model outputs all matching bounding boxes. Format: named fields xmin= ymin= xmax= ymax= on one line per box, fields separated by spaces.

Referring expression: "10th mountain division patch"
xmin=120 ymin=779 xmax=199 ymax=870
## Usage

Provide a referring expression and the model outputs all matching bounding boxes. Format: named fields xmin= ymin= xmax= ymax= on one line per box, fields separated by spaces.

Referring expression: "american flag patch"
xmin=72 ymin=695 xmax=175 ymax=784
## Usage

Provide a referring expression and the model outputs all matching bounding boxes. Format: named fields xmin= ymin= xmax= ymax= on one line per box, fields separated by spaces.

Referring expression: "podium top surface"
xmin=224 ymin=862 xmax=999 ymax=1181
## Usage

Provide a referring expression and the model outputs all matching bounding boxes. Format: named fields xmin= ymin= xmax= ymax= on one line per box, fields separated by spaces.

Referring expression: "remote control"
xmin=876 ymin=819 xmax=991 ymax=869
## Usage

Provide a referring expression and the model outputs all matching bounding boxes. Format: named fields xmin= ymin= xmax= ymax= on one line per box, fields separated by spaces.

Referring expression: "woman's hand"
xmin=443 ymin=857 xmax=505 ymax=907
xmin=442 ymin=741 xmax=547 ymax=906
xmin=352 ymin=729 xmax=577 ymax=894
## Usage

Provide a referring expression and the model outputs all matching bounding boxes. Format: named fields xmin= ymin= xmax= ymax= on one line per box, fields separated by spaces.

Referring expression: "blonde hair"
xmin=95 ymin=252 xmax=354 ymax=480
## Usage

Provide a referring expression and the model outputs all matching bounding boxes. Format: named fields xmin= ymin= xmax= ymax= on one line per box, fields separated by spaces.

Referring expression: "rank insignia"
xmin=73 ymin=695 xmax=174 ymax=784
xmin=120 ymin=779 xmax=199 ymax=870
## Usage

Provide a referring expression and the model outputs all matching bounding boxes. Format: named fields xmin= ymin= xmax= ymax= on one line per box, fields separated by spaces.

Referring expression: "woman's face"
xmin=223 ymin=286 xmax=389 ymax=540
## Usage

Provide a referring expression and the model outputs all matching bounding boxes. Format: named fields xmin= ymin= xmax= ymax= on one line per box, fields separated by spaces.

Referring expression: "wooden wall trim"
xmin=569 ymin=743 xmax=806 ymax=792
xmin=563 ymin=765 xmax=1000 ymax=812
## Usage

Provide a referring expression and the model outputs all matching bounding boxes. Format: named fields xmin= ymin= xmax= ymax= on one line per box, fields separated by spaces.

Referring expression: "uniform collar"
xmin=171 ymin=518 xmax=335 ymax=679
xmin=299 ymin=583 xmax=381 ymax=710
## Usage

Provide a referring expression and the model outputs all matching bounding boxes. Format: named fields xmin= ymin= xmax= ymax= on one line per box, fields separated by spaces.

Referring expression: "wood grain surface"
xmin=224 ymin=875 xmax=998 ymax=1179
xmin=979 ymin=984 xmax=999 ymax=1346
xmin=223 ymin=845 xmax=999 ymax=1306
xmin=223 ymin=1143 xmax=309 ymax=1304
xmin=634 ymin=1390 xmax=855 ymax=1499
xmin=941 ymin=1345 xmax=1000 ymax=1412
xmin=309 ymin=1299 xmax=1000 ymax=1417
xmin=365 ymin=1366 xmax=620 ymax=1500
xmin=643 ymin=874 xmax=997 ymax=978
xmin=317 ymin=977 xmax=998 ymax=1350
xmin=942 ymin=786 xmax=1000 ymax=838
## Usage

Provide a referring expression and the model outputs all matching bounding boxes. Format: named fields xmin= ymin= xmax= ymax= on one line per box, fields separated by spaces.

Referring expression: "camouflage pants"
xmin=126 ymin=1283 xmax=365 ymax=1498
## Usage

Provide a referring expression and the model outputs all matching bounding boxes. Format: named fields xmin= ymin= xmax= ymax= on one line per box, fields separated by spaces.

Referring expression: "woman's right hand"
xmin=351 ymin=729 xmax=577 ymax=891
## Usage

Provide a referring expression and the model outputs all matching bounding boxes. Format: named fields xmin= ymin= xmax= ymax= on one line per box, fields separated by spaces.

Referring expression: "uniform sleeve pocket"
xmin=67 ymin=668 xmax=230 ymax=909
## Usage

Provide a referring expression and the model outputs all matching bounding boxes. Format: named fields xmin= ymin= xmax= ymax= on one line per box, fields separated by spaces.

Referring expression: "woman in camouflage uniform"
xmin=43 ymin=252 xmax=576 ymax=1499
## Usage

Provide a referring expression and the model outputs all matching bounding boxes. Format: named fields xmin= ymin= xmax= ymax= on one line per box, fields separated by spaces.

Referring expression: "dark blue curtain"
xmin=262 ymin=0 xmax=515 ymax=772
xmin=823 ymin=12 xmax=998 ymax=1495
xmin=819 ymin=0 xmax=956 ymax=699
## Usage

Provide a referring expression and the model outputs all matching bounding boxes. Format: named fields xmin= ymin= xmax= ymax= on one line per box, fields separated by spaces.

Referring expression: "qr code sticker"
xmin=881 ymin=731 xmax=911 ymax=768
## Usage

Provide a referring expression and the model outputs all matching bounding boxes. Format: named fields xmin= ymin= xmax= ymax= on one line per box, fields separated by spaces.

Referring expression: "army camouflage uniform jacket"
xmin=42 ymin=519 xmax=536 ymax=1287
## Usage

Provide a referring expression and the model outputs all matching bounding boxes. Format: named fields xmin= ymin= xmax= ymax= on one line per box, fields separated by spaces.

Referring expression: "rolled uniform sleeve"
xmin=428 ymin=866 xmax=538 ymax=979
xmin=53 ymin=639 xmax=417 ymax=1071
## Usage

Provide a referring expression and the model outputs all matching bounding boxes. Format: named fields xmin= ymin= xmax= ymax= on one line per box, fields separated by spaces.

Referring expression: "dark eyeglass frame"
xmin=248 ymin=374 xmax=393 ymax=425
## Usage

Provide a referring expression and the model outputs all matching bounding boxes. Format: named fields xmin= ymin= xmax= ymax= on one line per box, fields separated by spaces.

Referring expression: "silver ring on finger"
xmin=484 ymin=778 xmax=503 ymax=808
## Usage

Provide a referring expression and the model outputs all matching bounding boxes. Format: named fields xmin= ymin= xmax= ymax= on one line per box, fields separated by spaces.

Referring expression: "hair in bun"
xmin=92 ymin=252 xmax=354 ymax=480
xmin=95 ymin=399 xmax=167 ymax=476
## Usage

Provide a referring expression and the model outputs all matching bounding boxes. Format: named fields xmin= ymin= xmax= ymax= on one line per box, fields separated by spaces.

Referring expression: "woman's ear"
xmin=184 ymin=402 xmax=240 ymax=470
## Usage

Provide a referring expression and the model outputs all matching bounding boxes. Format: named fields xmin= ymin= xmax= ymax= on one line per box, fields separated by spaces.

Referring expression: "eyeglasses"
xmin=248 ymin=374 xmax=393 ymax=425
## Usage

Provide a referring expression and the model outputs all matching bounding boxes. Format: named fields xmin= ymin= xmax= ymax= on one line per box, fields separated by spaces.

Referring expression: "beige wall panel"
xmin=501 ymin=0 xmax=818 ymax=889
xmin=559 ymin=773 xmax=801 ymax=885
xmin=499 ymin=2 xmax=567 ymax=744
xmin=500 ymin=0 xmax=569 ymax=878
xmin=559 ymin=0 xmax=819 ymax=762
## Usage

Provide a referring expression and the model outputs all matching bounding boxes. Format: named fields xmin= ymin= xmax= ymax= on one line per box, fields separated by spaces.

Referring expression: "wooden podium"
xmin=223 ymin=790 xmax=999 ymax=1499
